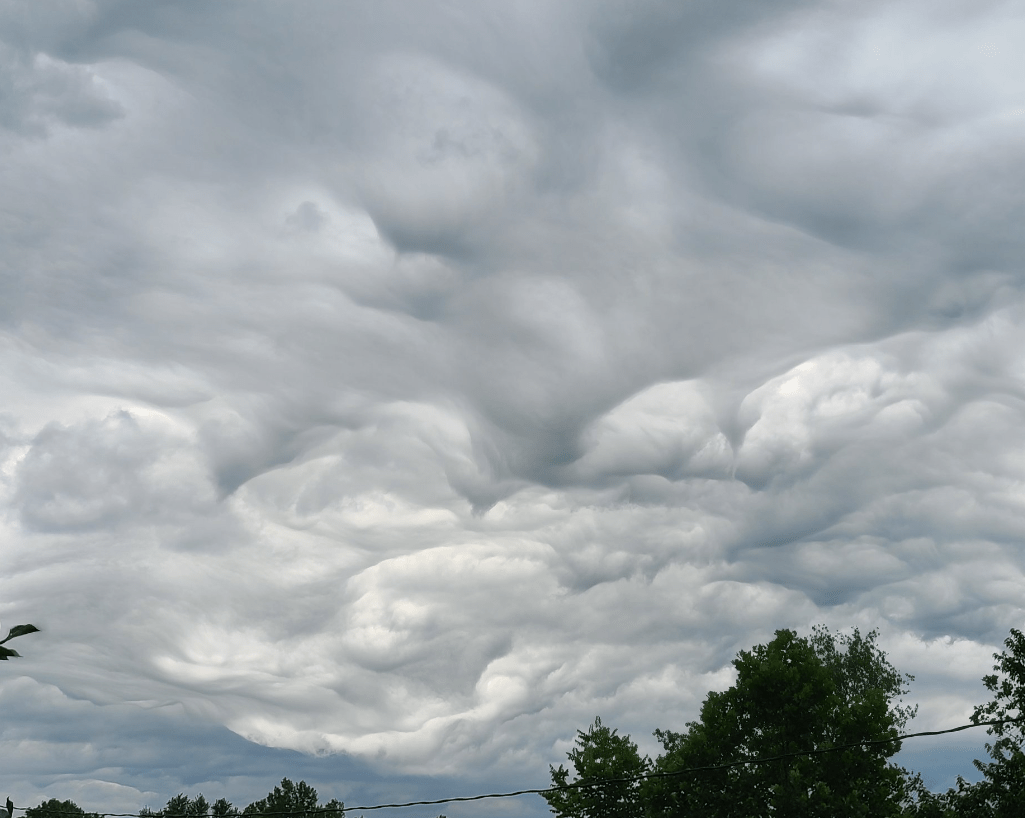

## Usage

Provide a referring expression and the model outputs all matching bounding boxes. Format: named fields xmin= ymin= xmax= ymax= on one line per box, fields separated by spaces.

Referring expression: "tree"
xmin=543 ymin=716 xmax=649 ymax=818
xmin=960 ymin=627 xmax=1025 ymax=817
xmin=317 ymin=801 xmax=343 ymax=818
xmin=163 ymin=795 xmax=210 ymax=818
xmin=897 ymin=772 xmax=974 ymax=818
xmin=0 ymin=623 xmax=40 ymax=659
xmin=137 ymin=794 xmax=210 ymax=818
xmin=25 ymin=800 xmax=99 ymax=818
xmin=643 ymin=627 xmax=918 ymax=818
xmin=242 ymin=780 xmax=341 ymax=818
xmin=211 ymin=799 xmax=239 ymax=818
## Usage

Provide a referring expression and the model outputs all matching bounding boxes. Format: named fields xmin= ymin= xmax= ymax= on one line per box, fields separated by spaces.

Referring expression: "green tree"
xmin=960 ymin=627 xmax=1025 ymax=817
xmin=242 ymin=780 xmax=341 ymax=818
xmin=25 ymin=799 xmax=99 ymax=818
xmin=317 ymin=800 xmax=343 ymax=818
xmin=211 ymin=799 xmax=239 ymax=818
xmin=543 ymin=716 xmax=650 ymax=818
xmin=897 ymin=773 xmax=972 ymax=818
xmin=643 ymin=627 xmax=917 ymax=818
xmin=163 ymin=795 xmax=210 ymax=818
xmin=0 ymin=623 xmax=40 ymax=659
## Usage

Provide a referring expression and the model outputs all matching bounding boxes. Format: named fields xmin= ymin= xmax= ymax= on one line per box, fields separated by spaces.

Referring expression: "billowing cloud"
xmin=2 ymin=0 xmax=1024 ymax=815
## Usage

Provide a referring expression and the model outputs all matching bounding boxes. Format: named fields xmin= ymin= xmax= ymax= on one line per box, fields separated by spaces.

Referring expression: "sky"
xmin=1 ymin=0 xmax=1024 ymax=815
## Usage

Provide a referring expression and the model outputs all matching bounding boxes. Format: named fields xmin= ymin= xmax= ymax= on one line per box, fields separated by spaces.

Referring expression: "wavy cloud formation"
xmin=2 ymin=0 xmax=1024 ymax=814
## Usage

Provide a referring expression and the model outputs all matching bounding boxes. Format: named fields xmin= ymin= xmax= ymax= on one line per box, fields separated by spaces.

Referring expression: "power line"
xmin=13 ymin=717 xmax=1023 ymax=816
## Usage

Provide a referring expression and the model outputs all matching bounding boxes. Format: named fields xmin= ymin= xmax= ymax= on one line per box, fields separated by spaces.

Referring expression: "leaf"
xmin=0 ymin=624 xmax=40 ymax=644
xmin=0 ymin=646 xmax=21 ymax=659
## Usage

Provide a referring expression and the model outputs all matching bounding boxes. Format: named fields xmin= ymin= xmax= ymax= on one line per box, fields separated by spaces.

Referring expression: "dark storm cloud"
xmin=2 ymin=0 xmax=1024 ymax=811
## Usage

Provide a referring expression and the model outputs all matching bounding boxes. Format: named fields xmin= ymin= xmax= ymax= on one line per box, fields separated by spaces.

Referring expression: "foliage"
xmin=897 ymin=773 xmax=977 ymax=818
xmin=241 ymin=780 xmax=341 ymax=818
xmin=210 ymin=800 xmax=239 ymax=818
xmin=165 ymin=795 xmax=210 ymax=818
xmin=25 ymin=800 xmax=100 ymax=818
xmin=642 ymin=627 xmax=917 ymax=817
xmin=138 ymin=794 xmax=212 ymax=818
xmin=543 ymin=716 xmax=649 ymax=818
xmin=959 ymin=627 xmax=1025 ymax=817
xmin=25 ymin=783 xmax=346 ymax=818
xmin=0 ymin=623 xmax=40 ymax=660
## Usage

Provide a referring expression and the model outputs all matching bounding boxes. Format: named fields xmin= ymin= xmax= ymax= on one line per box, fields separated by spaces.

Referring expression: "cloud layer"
xmin=3 ymin=0 xmax=1025 ymax=814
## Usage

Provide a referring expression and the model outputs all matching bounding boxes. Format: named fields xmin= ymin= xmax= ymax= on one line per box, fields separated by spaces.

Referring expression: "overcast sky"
xmin=2 ymin=0 xmax=1024 ymax=815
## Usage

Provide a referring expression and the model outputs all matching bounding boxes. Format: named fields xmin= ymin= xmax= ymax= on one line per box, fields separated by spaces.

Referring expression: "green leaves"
xmin=241 ymin=779 xmax=341 ymax=818
xmin=210 ymin=799 xmax=239 ymax=818
xmin=555 ymin=627 xmax=920 ymax=818
xmin=3 ymin=624 xmax=41 ymax=641
xmin=0 ymin=623 xmax=40 ymax=659
xmin=25 ymin=798 xmax=101 ymax=818
xmin=543 ymin=717 xmax=649 ymax=818
xmin=960 ymin=628 xmax=1025 ymax=817
xmin=161 ymin=794 xmax=211 ymax=818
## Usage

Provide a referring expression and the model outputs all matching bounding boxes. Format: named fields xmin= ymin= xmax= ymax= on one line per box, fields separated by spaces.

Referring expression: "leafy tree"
xmin=958 ymin=627 xmax=1025 ymax=817
xmin=211 ymin=799 xmax=239 ymax=818
xmin=163 ymin=795 xmax=210 ymax=818
xmin=543 ymin=716 xmax=650 ymax=818
xmin=137 ymin=794 xmax=210 ymax=818
xmin=0 ymin=623 xmax=40 ymax=660
xmin=25 ymin=799 xmax=99 ymax=818
xmin=897 ymin=773 xmax=973 ymax=818
xmin=316 ymin=801 xmax=343 ymax=818
xmin=643 ymin=627 xmax=917 ymax=818
xmin=242 ymin=780 xmax=340 ymax=818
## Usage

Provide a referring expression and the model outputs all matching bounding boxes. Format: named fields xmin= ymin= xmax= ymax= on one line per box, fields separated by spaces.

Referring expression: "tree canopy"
xmin=964 ymin=627 xmax=1025 ymax=817
xmin=136 ymin=781 xmax=338 ymax=818
xmin=644 ymin=626 xmax=916 ymax=817
xmin=543 ymin=716 xmax=649 ymax=818
xmin=547 ymin=626 xmax=922 ymax=818
xmin=241 ymin=780 xmax=341 ymax=818
xmin=25 ymin=800 xmax=100 ymax=818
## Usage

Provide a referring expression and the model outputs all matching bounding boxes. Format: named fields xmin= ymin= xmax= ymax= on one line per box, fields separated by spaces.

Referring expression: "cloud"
xmin=567 ymin=380 xmax=733 ymax=485
xmin=355 ymin=51 xmax=540 ymax=257
xmin=0 ymin=44 xmax=123 ymax=136
xmin=15 ymin=409 xmax=215 ymax=533
xmin=1 ymin=0 xmax=1024 ymax=812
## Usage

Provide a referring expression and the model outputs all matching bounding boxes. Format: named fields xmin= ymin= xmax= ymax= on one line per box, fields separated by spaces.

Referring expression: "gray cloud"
xmin=0 ymin=42 xmax=123 ymax=136
xmin=2 ymin=0 xmax=1023 ymax=813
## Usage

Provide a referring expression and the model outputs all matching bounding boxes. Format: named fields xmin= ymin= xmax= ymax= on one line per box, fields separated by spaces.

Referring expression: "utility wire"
xmin=12 ymin=717 xmax=1023 ymax=816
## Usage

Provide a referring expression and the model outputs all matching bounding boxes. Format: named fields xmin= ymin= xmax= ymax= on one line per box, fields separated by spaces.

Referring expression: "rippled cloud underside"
xmin=2 ymin=0 xmax=1024 ymax=813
